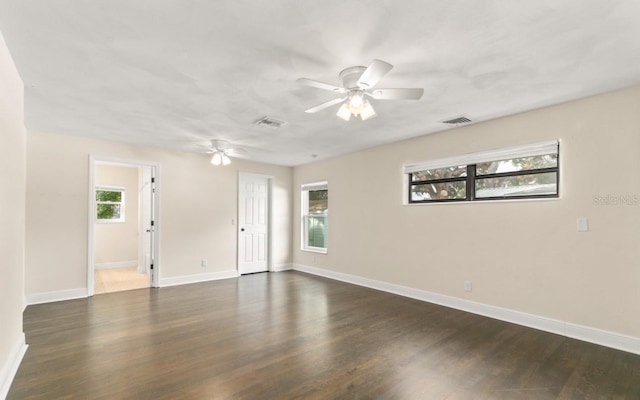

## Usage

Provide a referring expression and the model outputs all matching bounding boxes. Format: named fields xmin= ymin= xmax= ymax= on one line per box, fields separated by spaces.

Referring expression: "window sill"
xmin=404 ymin=196 xmax=561 ymax=206
xmin=302 ymin=247 xmax=328 ymax=254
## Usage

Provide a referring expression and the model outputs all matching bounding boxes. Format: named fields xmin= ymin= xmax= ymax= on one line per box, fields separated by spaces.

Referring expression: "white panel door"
xmin=238 ymin=174 xmax=269 ymax=274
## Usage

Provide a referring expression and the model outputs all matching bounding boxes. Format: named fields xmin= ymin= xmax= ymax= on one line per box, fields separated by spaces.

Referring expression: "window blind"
xmin=301 ymin=181 xmax=328 ymax=191
xmin=403 ymin=140 xmax=559 ymax=174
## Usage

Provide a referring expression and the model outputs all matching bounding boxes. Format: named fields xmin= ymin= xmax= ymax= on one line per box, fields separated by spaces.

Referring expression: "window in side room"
xmin=96 ymin=187 xmax=125 ymax=222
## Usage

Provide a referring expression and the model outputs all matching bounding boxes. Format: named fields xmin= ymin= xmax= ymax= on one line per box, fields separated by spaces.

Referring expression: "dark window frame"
xmin=408 ymin=154 xmax=559 ymax=203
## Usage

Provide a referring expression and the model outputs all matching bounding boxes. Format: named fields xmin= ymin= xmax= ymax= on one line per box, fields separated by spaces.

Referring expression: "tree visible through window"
xmin=307 ymin=190 xmax=328 ymax=248
xmin=407 ymin=142 xmax=559 ymax=203
xmin=475 ymin=154 xmax=558 ymax=199
xmin=96 ymin=188 xmax=125 ymax=222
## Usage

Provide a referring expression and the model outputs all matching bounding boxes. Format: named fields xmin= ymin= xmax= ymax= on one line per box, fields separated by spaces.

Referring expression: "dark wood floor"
xmin=8 ymin=271 xmax=640 ymax=399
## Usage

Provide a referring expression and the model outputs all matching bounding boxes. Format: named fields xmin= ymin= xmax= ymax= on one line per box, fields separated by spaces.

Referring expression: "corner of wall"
xmin=0 ymin=334 xmax=27 ymax=400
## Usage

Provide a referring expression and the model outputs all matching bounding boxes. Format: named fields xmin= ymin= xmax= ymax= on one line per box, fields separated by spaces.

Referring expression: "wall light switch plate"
xmin=577 ymin=217 xmax=589 ymax=232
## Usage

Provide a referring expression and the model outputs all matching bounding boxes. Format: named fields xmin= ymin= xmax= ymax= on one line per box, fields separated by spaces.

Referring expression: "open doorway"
xmin=88 ymin=157 xmax=159 ymax=296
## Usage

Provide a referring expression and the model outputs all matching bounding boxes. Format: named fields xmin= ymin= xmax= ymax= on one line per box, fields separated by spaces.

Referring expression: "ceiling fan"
xmin=297 ymin=59 xmax=424 ymax=121
xmin=204 ymin=139 xmax=247 ymax=166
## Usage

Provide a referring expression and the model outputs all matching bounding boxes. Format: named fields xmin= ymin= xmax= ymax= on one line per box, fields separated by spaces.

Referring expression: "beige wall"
xmin=0 ymin=32 xmax=25 ymax=390
xmin=94 ymin=165 xmax=139 ymax=265
xmin=293 ymin=85 xmax=640 ymax=338
xmin=25 ymin=133 xmax=293 ymax=295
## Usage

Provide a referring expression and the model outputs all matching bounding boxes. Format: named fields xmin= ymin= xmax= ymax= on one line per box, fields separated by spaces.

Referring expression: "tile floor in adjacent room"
xmin=94 ymin=266 xmax=150 ymax=294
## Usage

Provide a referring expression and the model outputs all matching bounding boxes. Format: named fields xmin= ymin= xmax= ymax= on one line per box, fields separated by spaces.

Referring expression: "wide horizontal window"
xmin=404 ymin=141 xmax=559 ymax=203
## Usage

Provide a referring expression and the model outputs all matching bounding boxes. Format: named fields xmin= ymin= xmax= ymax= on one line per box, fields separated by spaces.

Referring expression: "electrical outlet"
xmin=464 ymin=281 xmax=472 ymax=292
xmin=311 ymin=255 xmax=316 ymax=263
xmin=201 ymin=259 xmax=208 ymax=268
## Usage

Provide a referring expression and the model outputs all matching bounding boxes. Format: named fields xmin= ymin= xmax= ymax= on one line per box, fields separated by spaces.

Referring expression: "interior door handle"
xmin=241 ymin=228 xmax=245 ymax=232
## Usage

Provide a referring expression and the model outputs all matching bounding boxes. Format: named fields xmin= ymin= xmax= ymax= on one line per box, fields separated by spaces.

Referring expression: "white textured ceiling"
xmin=1 ymin=1 xmax=640 ymax=166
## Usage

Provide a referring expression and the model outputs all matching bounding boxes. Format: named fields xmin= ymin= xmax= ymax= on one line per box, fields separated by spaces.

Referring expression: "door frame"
xmin=88 ymin=156 xmax=161 ymax=296
xmin=237 ymin=172 xmax=273 ymax=274
xmin=138 ymin=166 xmax=154 ymax=274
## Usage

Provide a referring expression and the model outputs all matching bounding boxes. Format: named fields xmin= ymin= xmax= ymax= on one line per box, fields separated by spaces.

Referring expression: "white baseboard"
xmin=293 ymin=264 xmax=640 ymax=356
xmin=25 ymin=270 xmax=239 ymax=304
xmin=271 ymin=263 xmax=293 ymax=272
xmin=0 ymin=333 xmax=27 ymax=400
xmin=94 ymin=260 xmax=138 ymax=270
xmin=25 ymin=288 xmax=88 ymax=306
xmin=159 ymin=270 xmax=239 ymax=287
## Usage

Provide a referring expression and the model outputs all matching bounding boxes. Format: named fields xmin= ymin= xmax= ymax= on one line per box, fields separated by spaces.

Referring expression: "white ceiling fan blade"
xmin=227 ymin=147 xmax=248 ymax=156
xmin=297 ymin=78 xmax=347 ymax=93
xmin=305 ymin=97 xmax=347 ymax=113
xmin=369 ymin=88 xmax=424 ymax=100
xmin=357 ymin=59 xmax=393 ymax=89
xmin=198 ymin=144 xmax=217 ymax=154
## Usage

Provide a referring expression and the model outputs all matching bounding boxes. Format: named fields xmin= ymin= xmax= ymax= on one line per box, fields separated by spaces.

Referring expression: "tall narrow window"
xmin=96 ymin=187 xmax=125 ymax=222
xmin=301 ymin=181 xmax=328 ymax=253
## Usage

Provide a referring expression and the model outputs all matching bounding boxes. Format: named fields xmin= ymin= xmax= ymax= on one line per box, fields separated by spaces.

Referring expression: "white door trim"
xmin=139 ymin=166 xmax=153 ymax=274
xmin=88 ymin=156 xmax=161 ymax=296
xmin=237 ymin=172 xmax=273 ymax=274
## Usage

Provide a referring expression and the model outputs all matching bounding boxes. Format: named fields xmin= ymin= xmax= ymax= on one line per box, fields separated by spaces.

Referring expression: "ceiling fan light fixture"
xmin=336 ymin=103 xmax=352 ymax=121
xmin=221 ymin=153 xmax=231 ymax=166
xmin=211 ymin=151 xmax=231 ymax=166
xmin=347 ymin=90 xmax=365 ymax=115
xmin=359 ymin=100 xmax=376 ymax=120
xmin=337 ymin=93 xmax=375 ymax=121
xmin=211 ymin=151 xmax=222 ymax=166
xmin=207 ymin=139 xmax=243 ymax=166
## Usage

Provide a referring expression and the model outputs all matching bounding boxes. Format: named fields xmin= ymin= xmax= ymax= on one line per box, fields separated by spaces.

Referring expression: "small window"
xmin=96 ymin=187 xmax=125 ymax=222
xmin=405 ymin=141 xmax=559 ymax=203
xmin=301 ymin=182 xmax=328 ymax=253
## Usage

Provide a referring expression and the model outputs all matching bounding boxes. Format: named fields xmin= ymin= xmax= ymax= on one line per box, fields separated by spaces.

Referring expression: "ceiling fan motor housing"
xmin=339 ymin=66 xmax=367 ymax=89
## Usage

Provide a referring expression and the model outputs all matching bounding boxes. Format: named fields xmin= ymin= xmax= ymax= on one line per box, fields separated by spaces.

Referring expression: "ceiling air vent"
xmin=255 ymin=116 xmax=285 ymax=129
xmin=442 ymin=115 xmax=472 ymax=125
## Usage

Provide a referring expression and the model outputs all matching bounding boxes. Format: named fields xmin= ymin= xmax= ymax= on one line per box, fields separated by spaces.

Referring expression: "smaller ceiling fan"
xmin=297 ymin=59 xmax=424 ymax=121
xmin=204 ymin=139 xmax=247 ymax=166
